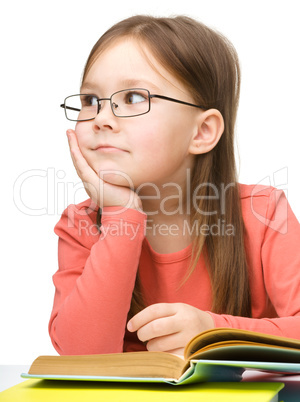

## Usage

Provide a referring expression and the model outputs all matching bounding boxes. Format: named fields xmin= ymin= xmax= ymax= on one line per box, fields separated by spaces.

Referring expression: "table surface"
xmin=0 ymin=365 xmax=30 ymax=392
xmin=1 ymin=365 xmax=300 ymax=401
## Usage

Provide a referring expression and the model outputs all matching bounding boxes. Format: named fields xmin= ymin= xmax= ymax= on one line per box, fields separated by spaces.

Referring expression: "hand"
xmin=127 ymin=303 xmax=215 ymax=356
xmin=67 ymin=129 xmax=142 ymax=210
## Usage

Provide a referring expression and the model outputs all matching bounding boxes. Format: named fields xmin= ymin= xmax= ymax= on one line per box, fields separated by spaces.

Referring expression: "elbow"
xmin=49 ymin=320 xmax=124 ymax=355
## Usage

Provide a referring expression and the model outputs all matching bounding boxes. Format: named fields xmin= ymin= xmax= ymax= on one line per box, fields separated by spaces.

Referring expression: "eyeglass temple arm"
xmin=150 ymin=95 xmax=206 ymax=110
xmin=60 ymin=104 xmax=81 ymax=112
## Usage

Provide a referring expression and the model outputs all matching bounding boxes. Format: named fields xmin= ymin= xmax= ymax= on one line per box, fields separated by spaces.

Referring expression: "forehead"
xmin=82 ymin=38 xmax=187 ymax=95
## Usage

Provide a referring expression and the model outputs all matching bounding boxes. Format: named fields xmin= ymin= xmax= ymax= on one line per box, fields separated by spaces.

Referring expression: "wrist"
xmin=203 ymin=312 xmax=216 ymax=330
xmin=128 ymin=195 xmax=143 ymax=212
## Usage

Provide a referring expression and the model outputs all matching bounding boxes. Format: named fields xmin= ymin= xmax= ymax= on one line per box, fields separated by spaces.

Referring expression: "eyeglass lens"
xmin=64 ymin=89 xmax=150 ymax=121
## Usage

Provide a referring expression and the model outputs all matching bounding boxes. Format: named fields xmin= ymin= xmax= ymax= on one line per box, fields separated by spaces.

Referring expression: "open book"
xmin=22 ymin=328 xmax=300 ymax=385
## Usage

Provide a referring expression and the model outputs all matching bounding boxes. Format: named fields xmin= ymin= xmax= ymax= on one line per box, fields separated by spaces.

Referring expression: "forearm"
xmin=212 ymin=188 xmax=300 ymax=340
xmin=49 ymin=205 xmax=146 ymax=355
xmin=209 ymin=313 xmax=300 ymax=338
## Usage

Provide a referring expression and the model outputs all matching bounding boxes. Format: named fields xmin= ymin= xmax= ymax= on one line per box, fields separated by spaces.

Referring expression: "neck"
xmin=137 ymin=178 xmax=194 ymax=254
xmin=137 ymin=169 xmax=192 ymax=217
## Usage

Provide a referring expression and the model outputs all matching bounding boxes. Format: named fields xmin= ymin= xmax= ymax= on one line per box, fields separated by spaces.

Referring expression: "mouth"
xmin=94 ymin=145 xmax=128 ymax=153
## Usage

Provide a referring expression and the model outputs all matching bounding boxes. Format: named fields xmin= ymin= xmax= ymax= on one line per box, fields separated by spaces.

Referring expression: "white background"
xmin=1 ymin=0 xmax=299 ymax=364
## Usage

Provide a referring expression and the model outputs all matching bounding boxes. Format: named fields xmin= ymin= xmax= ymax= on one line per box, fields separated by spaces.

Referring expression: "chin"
xmin=99 ymin=170 xmax=135 ymax=188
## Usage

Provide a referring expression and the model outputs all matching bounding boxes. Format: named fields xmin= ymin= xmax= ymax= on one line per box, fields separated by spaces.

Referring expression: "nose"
xmin=92 ymin=98 xmax=117 ymax=132
xmin=96 ymin=97 xmax=111 ymax=116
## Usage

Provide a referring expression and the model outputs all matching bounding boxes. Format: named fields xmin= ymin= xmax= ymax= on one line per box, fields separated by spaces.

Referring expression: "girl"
xmin=49 ymin=15 xmax=300 ymax=356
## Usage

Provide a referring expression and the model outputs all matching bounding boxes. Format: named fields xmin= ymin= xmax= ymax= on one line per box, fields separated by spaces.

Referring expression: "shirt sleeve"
xmin=48 ymin=201 xmax=147 ymax=355
xmin=209 ymin=188 xmax=300 ymax=338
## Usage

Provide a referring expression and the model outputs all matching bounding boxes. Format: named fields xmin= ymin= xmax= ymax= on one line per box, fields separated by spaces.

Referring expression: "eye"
xmin=125 ymin=91 xmax=147 ymax=104
xmin=81 ymin=94 xmax=98 ymax=107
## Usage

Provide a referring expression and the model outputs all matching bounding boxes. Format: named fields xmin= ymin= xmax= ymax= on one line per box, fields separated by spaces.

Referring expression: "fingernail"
xmin=127 ymin=321 xmax=133 ymax=332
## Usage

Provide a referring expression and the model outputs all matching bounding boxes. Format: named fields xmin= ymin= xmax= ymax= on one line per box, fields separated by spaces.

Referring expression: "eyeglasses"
xmin=60 ymin=88 xmax=207 ymax=121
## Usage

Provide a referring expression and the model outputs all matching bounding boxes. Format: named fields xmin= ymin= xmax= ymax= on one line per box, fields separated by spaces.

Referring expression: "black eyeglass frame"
xmin=60 ymin=88 xmax=207 ymax=121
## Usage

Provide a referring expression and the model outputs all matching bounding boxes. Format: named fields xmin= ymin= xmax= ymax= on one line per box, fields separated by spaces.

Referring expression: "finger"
xmin=67 ymin=130 xmax=105 ymax=203
xmin=136 ymin=315 xmax=181 ymax=343
xmin=67 ymin=131 xmax=100 ymax=184
xmin=67 ymin=130 xmax=94 ymax=177
xmin=166 ymin=348 xmax=185 ymax=356
xmin=127 ymin=303 xmax=177 ymax=332
xmin=146 ymin=332 xmax=184 ymax=353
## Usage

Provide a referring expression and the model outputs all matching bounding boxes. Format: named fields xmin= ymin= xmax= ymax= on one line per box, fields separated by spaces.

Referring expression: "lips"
xmin=94 ymin=144 xmax=128 ymax=153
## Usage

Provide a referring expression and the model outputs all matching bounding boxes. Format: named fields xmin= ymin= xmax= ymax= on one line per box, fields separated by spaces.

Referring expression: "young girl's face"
xmin=75 ymin=38 xmax=202 ymax=191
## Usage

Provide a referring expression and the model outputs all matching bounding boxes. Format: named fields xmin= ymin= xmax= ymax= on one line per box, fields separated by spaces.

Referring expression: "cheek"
xmin=128 ymin=123 xmax=189 ymax=186
xmin=74 ymin=123 xmax=91 ymax=152
xmin=132 ymin=117 xmax=191 ymax=163
xmin=132 ymin=127 xmax=165 ymax=163
xmin=75 ymin=122 xmax=87 ymax=141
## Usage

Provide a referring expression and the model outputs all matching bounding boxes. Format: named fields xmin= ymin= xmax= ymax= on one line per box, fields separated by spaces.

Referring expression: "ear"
xmin=189 ymin=109 xmax=224 ymax=155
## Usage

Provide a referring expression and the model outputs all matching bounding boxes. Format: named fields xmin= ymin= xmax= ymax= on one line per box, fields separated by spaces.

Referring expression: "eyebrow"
xmin=80 ymin=82 xmax=97 ymax=91
xmin=120 ymin=79 xmax=160 ymax=91
xmin=81 ymin=78 xmax=161 ymax=93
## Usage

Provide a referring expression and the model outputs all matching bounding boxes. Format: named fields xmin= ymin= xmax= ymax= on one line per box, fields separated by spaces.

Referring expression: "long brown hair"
xmin=83 ymin=15 xmax=252 ymax=318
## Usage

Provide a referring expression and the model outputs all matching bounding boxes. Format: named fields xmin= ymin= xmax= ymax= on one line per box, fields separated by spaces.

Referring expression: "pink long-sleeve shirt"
xmin=49 ymin=184 xmax=300 ymax=355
